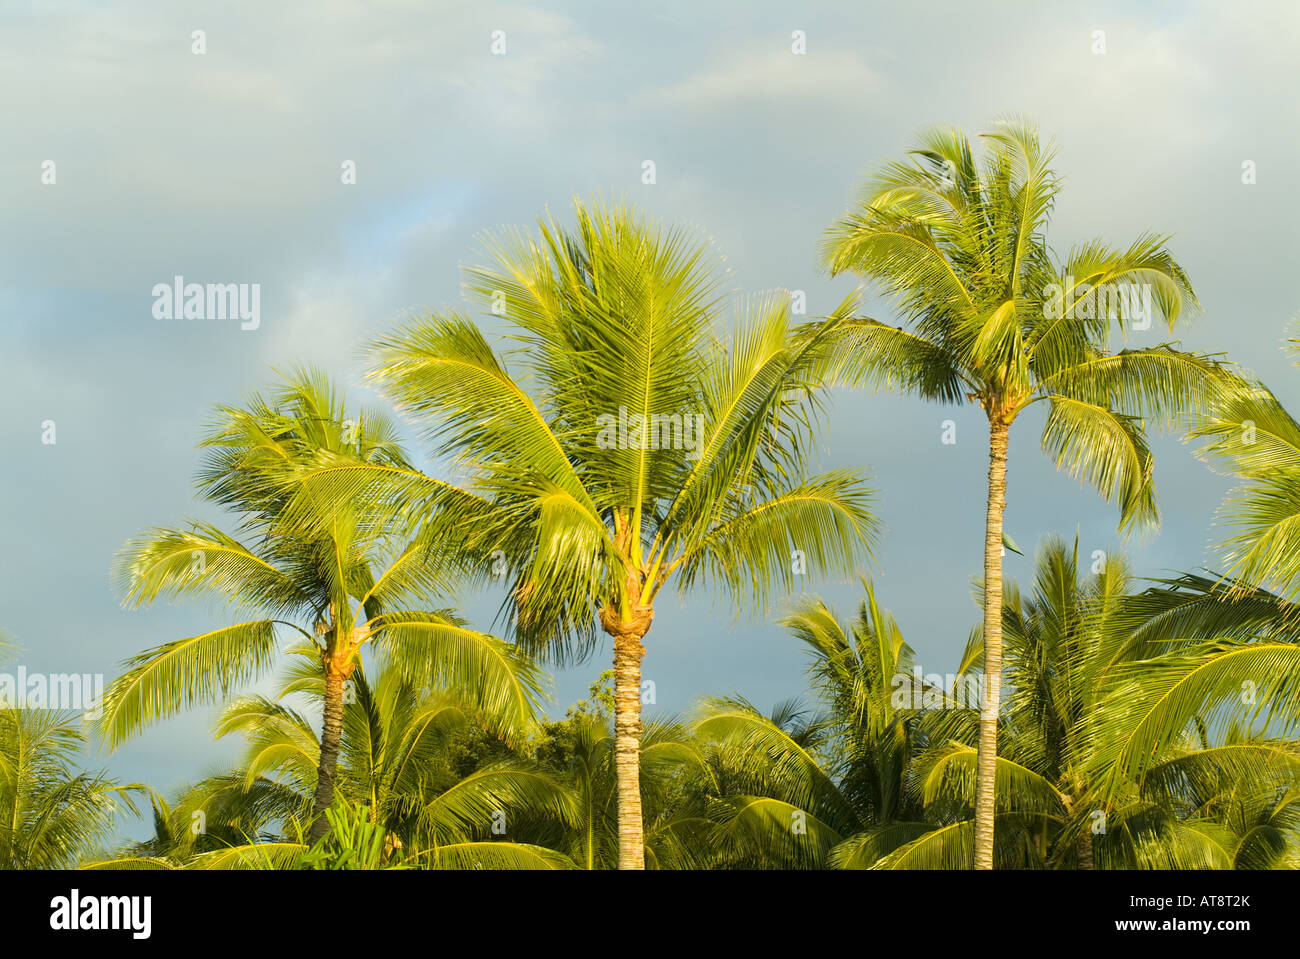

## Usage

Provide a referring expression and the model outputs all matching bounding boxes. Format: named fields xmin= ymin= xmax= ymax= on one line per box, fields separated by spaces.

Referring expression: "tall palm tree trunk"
xmin=612 ymin=630 xmax=646 ymax=869
xmin=308 ymin=659 xmax=349 ymax=842
xmin=974 ymin=416 xmax=1010 ymax=869
xmin=603 ymin=580 xmax=653 ymax=870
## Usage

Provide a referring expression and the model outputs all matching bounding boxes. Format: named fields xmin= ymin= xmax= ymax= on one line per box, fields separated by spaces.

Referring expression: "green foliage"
xmin=299 ymin=800 xmax=407 ymax=870
xmin=1186 ymin=328 xmax=1300 ymax=602
xmin=97 ymin=370 xmax=548 ymax=846
xmin=0 ymin=709 xmax=144 ymax=869
xmin=695 ymin=540 xmax=1300 ymax=869
xmin=101 ymin=372 xmax=546 ymax=748
xmin=822 ymin=117 xmax=1232 ymax=533
xmin=274 ymin=198 xmax=882 ymax=665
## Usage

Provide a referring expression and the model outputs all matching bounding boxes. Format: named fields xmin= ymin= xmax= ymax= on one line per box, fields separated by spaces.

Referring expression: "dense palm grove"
xmin=5 ymin=120 xmax=1299 ymax=869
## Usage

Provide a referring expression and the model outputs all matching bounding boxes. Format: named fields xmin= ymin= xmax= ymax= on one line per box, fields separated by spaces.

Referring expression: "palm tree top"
xmin=99 ymin=370 xmax=548 ymax=752
xmin=820 ymin=117 xmax=1236 ymax=534
xmin=280 ymin=197 xmax=880 ymax=663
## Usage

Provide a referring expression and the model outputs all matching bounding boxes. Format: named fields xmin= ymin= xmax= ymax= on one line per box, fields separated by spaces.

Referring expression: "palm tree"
xmin=1187 ymin=328 xmax=1300 ymax=599
xmin=887 ymin=538 xmax=1300 ymax=869
xmin=98 ymin=372 xmax=546 ymax=841
xmin=820 ymin=117 xmax=1230 ymax=867
xmin=103 ymin=777 xmax=301 ymax=868
xmin=96 ymin=649 xmax=578 ymax=870
xmin=291 ymin=198 xmax=880 ymax=867
xmin=697 ymin=696 xmax=869 ymax=868
xmin=946 ymin=534 xmax=1122 ymax=868
xmin=1081 ymin=583 xmax=1300 ymax=826
xmin=1107 ymin=726 xmax=1300 ymax=869
xmin=538 ymin=711 xmax=712 ymax=869
xmin=203 ymin=649 xmax=578 ymax=868
xmin=0 ymin=708 xmax=142 ymax=868
xmin=695 ymin=585 xmax=967 ymax=868
xmin=701 ymin=543 xmax=1300 ymax=868
xmin=1076 ymin=334 xmax=1300 ymax=812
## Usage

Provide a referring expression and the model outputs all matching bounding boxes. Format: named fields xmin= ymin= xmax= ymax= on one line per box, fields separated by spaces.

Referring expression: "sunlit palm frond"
xmin=1087 ymin=642 xmax=1300 ymax=798
xmin=95 ymin=621 xmax=279 ymax=748
xmin=374 ymin=611 xmax=549 ymax=744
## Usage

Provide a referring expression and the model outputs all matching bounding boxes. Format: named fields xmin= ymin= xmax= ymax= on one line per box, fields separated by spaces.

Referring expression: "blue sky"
xmin=2 ymin=0 xmax=1298 ymax=840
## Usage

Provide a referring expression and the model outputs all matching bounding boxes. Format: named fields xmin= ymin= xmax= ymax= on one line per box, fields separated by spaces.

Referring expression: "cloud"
xmin=641 ymin=49 xmax=883 ymax=111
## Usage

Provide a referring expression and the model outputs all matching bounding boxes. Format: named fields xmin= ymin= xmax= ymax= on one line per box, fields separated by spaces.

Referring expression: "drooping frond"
xmin=675 ymin=470 xmax=879 ymax=613
xmin=1039 ymin=394 xmax=1156 ymax=533
xmin=80 ymin=856 xmax=179 ymax=870
xmin=373 ymin=611 xmax=549 ymax=743
xmin=215 ymin=696 xmax=320 ymax=792
xmin=1115 ymin=573 xmax=1300 ymax=659
xmin=828 ymin=822 xmax=935 ymax=869
xmin=95 ymin=621 xmax=280 ymax=748
xmin=870 ymin=813 xmax=1049 ymax=869
xmin=694 ymin=697 xmax=859 ymax=830
xmin=707 ymin=795 xmax=843 ymax=869
xmin=917 ymin=742 xmax=1066 ymax=815
xmin=1087 ymin=642 xmax=1300 ymax=798
xmin=186 ymin=842 xmax=308 ymax=870
xmin=417 ymin=764 xmax=578 ymax=844
xmin=416 ymin=841 xmax=578 ymax=870
xmin=115 ymin=525 xmax=308 ymax=615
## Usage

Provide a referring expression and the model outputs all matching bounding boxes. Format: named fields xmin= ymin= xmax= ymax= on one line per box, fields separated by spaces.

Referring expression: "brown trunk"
xmin=974 ymin=415 xmax=1010 ymax=870
xmin=612 ymin=630 xmax=646 ymax=869
xmin=601 ymin=572 xmax=653 ymax=870
xmin=308 ymin=652 xmax=354 ymax=843
xmin=1078 ymin=829 xmax=1095 ymax=870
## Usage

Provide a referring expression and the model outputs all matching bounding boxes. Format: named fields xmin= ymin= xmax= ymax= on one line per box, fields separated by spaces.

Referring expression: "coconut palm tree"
xmin=102 ymin=777 xmax=301 ymax=869
xmin=0 ymin=708 xmax=142 ymax=868
xmin=696 ymin=696 xmax=871 ymax=868
xmin=287 ymin=198 xmax=880 ymax=867
xmin=203 ymin=649 xmax=578 ymax=869
xmin=700 ymin=542 xmax=1300 ymax=868
xmin=694 ymin=584 xmax=972 ymax=868
xmin=1077 ymin=336 xmax=1300 ymax=811
xmin=945 ymin=534 xmax=1128 ymax=868
xmin=1081 ymin=580 xmax=1300 ymax=819
xmin=97 ymin=648 xmax=578 ymax=870
xmin=820 ymin=117 xmax=1232 ymax=867
xmin=98 ymin=372 xmax=546 ymax=841
xmin=1186 ymin=329 xmax=1300 ymax=600
xmin=537 ymin=711 xmax=712 ymax=869
xmin=1103 ymin=726 xmax=1300 ymax=869
xmin=907 ymin=536 xmax=1300 ymax=869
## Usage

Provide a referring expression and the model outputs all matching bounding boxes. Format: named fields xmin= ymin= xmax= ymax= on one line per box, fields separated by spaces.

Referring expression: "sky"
xmin=2 ymin=0 xmax=1298 ymax=841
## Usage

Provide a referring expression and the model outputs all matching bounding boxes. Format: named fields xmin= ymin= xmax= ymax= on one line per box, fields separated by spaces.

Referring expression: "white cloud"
xmin=641 ymin=49 xmax=883 ymax=110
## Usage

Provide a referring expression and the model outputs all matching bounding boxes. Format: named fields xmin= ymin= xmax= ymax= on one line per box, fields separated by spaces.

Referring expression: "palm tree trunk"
xmin=308 ymin=662 xmax=348 ymax=842
xmin=974 ymin=416 xmax=1010 ymax=869
xmin=612 ymin=627 xmax=647 ymax=869
xmin=601 ymin=564 xmax=654 ymax=871
xmin=1078 ymin=830 xmax=1095 ymax=869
